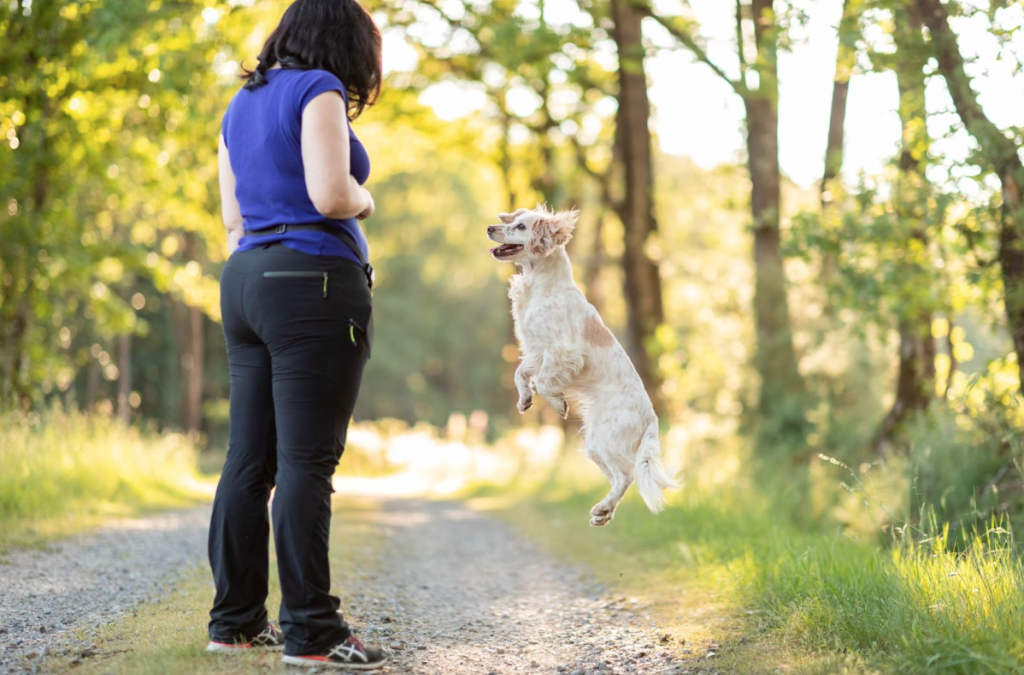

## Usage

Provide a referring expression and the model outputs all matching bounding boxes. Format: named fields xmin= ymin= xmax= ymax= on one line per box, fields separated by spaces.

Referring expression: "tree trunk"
xmin=177 ymin=233 xmax=205 ymax=436
xmin=183 ymin=300 xmax=204 ymax=435
xmin=745 ymin=0 xmax=804 ymax=428
xmin=819 ymin=0 xmax=859 ymax=321
xmin=999 ymin=173 xmax=1024 ymax=387
xmin=874 ymin=317 xmax=935 ymax=449
xmin=532 ymin=119 xmax=559 ymax=207
xmin=916 ymin=0 xmax=1024 ymax=387
xmin=610 ymin=0 xmax=665 ymax=409
xmin=821 ymin=0 xmax=857 ymax=207
xmin=875 ymin=3 xmax=936 ymax=450
xmin=498 ymin=94 xmax=518 ymax=213
xmin=582 ymin=212 xmax=606 ymax=315
xmin=117 ymin=331 xmax=132 ymax=425
xmin=85 ymin=355 xmax=101 ymax=412
xmin=0 ymin=291 xmax=30 ymax=409
xmin=944 ymin=314 xmax=956 ymax=398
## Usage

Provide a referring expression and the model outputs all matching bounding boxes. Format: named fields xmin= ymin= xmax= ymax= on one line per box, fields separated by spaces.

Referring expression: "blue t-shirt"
xmin=222 ymin=68 xmax=371 ymax=264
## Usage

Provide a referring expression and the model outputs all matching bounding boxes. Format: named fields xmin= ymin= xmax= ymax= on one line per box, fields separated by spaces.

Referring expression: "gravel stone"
xmin=0 ymin=507 xmax=210 ymax=674
xmin=345 ymin=499 xmax=686 ymax=674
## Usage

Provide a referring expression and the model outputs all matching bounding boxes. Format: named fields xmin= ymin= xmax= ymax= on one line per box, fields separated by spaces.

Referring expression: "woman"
xmin=206 ymin=0 xmax=385 ymax=669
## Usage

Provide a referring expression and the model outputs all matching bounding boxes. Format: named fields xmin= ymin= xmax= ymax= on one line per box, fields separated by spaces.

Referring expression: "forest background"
xmin=2 ymin=0 xmax=1024 ymax=571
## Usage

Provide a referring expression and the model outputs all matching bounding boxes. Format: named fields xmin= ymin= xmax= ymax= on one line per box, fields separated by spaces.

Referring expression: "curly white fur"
xmin=487 ymin=206 xmax=678 ymax=526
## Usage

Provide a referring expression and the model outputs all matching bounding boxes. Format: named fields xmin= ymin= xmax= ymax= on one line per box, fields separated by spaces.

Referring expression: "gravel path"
xmin=1 ymin=499 xmax=690 ymax=675
xmin=0 ymin=508 xmax=211 ymax=675
xmin=351 ymin=499 xmax=687 ymax=675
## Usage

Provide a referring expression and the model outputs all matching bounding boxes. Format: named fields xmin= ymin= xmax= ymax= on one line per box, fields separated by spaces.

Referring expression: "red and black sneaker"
xmin=206 ymin=622 xmax=285 ymax=653
xmin=281 ymin=635 xmax=387 ymax=670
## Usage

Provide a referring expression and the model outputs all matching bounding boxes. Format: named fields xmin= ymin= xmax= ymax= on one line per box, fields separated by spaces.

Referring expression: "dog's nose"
xmin=487 ymin=226 xmax=498 ymax=234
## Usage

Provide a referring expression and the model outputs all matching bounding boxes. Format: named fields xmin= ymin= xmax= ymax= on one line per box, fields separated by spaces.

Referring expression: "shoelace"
xmin=254 ymin=623 xmax=280 ymax=643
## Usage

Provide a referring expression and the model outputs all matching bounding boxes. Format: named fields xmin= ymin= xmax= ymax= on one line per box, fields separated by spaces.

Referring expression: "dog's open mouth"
xmin=490 ymin=244 xmax=524 ymax=259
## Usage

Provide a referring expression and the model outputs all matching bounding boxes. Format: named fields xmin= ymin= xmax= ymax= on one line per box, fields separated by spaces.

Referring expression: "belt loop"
xmin=275 ymin=223 xmax=287 ymax=234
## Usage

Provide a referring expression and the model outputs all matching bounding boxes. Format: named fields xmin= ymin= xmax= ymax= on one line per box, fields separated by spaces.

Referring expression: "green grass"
xmin=469 ymin=451 xmax=1024 ymax=675
xmin=0 ymin=409 xmax=212 ymax=550
xmin=52 ymin=497 xmax=383 ymax=675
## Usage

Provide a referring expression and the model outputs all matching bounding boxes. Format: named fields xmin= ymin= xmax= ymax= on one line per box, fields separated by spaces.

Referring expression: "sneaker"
xmin=206 ymin=622 xmax=285 ymax=653
xmin=282 ymin=635 xmax=387 ymax=670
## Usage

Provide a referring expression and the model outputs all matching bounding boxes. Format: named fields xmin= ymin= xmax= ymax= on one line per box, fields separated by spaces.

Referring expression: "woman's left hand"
xmin=356 ymin=188 xmax=375 ymax=220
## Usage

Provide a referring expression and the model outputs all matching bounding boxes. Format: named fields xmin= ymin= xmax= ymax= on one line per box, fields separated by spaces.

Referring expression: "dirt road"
xmin=1 ymin=498 xmax=687 ymax=675
xmin=341 ymin=499 xmax=685 ymax=675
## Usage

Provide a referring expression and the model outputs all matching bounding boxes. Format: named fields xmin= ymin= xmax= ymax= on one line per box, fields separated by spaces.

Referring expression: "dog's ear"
xmin=548 ymin=209 xmax=578 ymax=247
xmin=497 ymin=208 xmax=529 ymax=224
xmin=529 ymin=209 xmax=578 ymax=255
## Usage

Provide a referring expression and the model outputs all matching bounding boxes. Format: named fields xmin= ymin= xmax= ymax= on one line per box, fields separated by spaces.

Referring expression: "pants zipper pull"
xmin=322 ymin=272 xmax=328 ymax=299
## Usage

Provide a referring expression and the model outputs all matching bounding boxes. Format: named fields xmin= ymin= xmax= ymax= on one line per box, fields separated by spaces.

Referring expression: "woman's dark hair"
xmin=242 ymin=0 xmax=382 ymax=120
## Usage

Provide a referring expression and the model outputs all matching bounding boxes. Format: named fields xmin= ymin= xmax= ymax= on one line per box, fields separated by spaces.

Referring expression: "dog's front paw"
xmin=553 ymin=397 xmax=569 ymax=419
xmin=589 ymin=511 xmax=613 ymax=527
xmin=517 ymin=396 xmax=533 ymax=413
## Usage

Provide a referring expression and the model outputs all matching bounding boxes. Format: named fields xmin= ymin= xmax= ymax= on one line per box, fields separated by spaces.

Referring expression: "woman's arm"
xmin=218 ymin=134 xmax=245 ymax=254
xmin=302 ymin=91 xmax=372 ymax=220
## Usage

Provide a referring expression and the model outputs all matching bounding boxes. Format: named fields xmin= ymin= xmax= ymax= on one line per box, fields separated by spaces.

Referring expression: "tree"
xmin=873 ymin=3 xmax=938 ymax=449
xmin=649 ymin=1 xmax=806 ymax=437
xmin=914 ymin=0 xmax=1024 ymax=389
xmin=608 ymin=0 xmax=665 ymax=407
xmin=0 ymin=0 xmax=229 ymax=429
xmin=821 ymin=0 xmax=858 ymax=208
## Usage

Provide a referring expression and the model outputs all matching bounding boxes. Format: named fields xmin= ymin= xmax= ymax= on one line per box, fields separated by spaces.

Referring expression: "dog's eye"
xmin=516 ymin=224 xmax=526 ymax=231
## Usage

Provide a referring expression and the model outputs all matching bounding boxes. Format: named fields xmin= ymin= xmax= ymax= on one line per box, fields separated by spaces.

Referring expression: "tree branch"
xmin=735 ymin=0 xmax=747 ymax=83
xmin=643 ymin=10 xmax=745 ymax=95
xmin=570 ymin=136 xmax=622 ymax=215
xmin=915 ymin=0 xmax=1022 ymax=178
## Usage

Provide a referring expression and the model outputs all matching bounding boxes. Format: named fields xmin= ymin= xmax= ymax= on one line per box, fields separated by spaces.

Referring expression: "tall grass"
xmin=0 ymin=409 xmax=208 ymax=548
xmin=748 ymin=519 xmax=1024 ymax=673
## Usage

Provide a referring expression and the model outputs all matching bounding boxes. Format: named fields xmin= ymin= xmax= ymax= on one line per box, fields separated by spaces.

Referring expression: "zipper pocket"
xmin=348 ymin=316 xmax=372 ymax=359
xmin=263 ymin=271 xmax=330 ymax=299
xmin=348 ymin=318 xmax=365 ymax=347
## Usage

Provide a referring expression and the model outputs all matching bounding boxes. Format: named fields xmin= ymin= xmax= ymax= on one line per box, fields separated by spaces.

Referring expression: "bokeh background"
xmin=3 ymin=1 xmax=1024 ymax=669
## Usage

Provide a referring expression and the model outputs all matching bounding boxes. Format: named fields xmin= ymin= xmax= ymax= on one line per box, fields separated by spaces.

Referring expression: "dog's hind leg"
xmin=585 ymin=447 xmax=633 ymax=527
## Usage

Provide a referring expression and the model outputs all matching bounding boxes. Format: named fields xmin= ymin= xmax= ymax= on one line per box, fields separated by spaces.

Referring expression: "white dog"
xmin=488 ymin=206 xmax=677 ymax=526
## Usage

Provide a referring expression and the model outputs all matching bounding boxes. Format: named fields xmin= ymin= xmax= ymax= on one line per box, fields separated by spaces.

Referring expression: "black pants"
xmin=208 ymin=243 xmax=372 ymax=655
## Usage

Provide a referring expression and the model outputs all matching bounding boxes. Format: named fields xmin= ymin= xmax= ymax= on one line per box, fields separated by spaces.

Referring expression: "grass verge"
xmin=0 ymin=409 xmax=213 ymax=551
xmin=469 ymin=452 xmax=1024 ymax=675
xmin=46 ymin=496 xmax=384 ymax=675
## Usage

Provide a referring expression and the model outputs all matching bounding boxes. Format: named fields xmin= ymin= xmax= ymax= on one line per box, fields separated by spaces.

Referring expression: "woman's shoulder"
xmin=282 ymin=68 xmax=349 ymax=104
xmin=280 ymin=68 xmax=345 ymax=87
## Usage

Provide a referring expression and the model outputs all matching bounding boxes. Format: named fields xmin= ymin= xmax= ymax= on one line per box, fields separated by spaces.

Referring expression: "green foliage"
xmin=372 ymin=0 xmax=619 ymax=208
xmin=908 ymin=359 xmax=1024 ymax=540
xmin=0 ymin=0 xmax=231 ymax=412
xmin=352 ymin=111 xmax=512 ymax=424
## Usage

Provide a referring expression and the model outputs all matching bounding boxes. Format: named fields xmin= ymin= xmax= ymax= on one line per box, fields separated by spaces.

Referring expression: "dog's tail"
xmin=635 ymin=421 xmax=678 ymax=514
